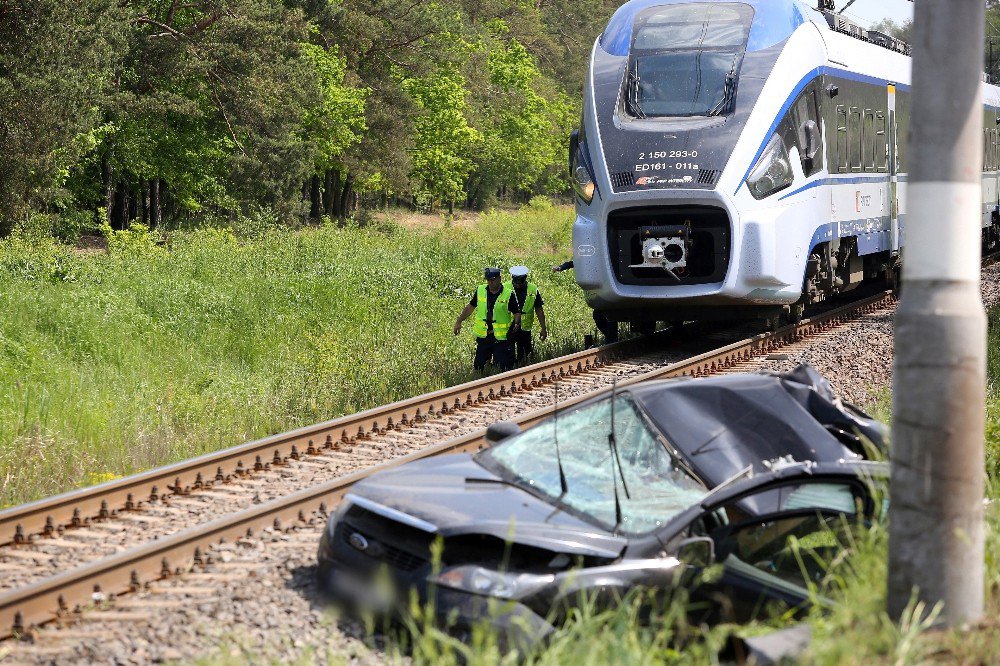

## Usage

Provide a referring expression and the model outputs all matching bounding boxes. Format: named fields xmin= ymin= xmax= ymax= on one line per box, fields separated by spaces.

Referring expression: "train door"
xmin=888 ymin=84 xmax=899 ymax=255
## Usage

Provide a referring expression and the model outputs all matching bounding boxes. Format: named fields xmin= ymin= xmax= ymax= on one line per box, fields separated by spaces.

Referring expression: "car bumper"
xmin=317 ymin=542 xmax=554 ymax=649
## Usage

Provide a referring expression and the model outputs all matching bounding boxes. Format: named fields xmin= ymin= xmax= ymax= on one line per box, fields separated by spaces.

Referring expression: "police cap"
xmin=484 ymin=267 xmax=501 ymax=279
xmin=510 ymin=265 xmax=530 ymax=280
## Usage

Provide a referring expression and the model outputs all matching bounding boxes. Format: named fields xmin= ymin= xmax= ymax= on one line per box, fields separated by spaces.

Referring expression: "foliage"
xmin=1 ymin=0 xmax=622 ymax=230
xmin=403 ymin=65 xmax=482 ymax=209
xmin=300 ymin=43 xmax=368 ymax=171
xmin=466 ymin=32 xmax=577 ymax=208
xmin=868 ymin=18 xmax=912 ymax=43
xmin=0 ymin=0 xmax=127 ymax=233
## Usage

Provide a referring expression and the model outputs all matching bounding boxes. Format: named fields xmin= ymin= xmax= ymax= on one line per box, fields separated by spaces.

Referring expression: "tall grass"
xmin=0 ymin=207 xmax=594 ymax=506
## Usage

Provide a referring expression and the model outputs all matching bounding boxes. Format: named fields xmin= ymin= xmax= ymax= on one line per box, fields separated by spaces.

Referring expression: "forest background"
xmin=0 ymin=0 xmax=627 ymax=238
xmin=3 ymin=2 xmax=1000 ymax=238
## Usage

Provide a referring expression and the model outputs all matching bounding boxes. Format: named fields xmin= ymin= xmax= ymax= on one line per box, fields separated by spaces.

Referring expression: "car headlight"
xmin=434 ymin=566 xmax=554 ymax=600
xmin=569 ymin=130 xmax=598 ymax=204
xmin=747 ymin=134 xmax=793 ymax=199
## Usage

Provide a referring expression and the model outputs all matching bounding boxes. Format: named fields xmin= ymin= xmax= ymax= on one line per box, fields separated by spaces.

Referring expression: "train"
xmin=569 ymin=0 xmax=1000 ymax=326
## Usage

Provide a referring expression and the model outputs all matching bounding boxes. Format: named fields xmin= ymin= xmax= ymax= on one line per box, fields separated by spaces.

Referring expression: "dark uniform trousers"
xmin=475 ymin=334 xmax=515 ymax=373
xmin=513 ymin=329 xmax=534 ymax=362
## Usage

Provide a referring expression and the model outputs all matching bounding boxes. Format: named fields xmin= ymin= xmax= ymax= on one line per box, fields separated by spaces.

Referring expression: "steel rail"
xmin=0 ymin=289 xmax=893 ymax=638
xmin=0 ymin=332 xmax=665 ymax=547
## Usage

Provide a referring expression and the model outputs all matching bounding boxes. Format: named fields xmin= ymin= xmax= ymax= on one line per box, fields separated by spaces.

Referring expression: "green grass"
xmin=7 ymin=203 xmax=1000 ymax=661
xmin=0 ymin=203 xmax=594 ymax=506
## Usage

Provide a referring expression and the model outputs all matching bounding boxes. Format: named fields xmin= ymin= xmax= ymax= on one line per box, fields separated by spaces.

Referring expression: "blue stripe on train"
xmin=808 ymin=216 xmax=897 ymax=257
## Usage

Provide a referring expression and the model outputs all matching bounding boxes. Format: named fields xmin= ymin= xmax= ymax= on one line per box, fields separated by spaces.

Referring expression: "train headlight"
xmin=573 ymin=165 xmax=596 ymax=203
xmin=747 ymin=134 xmax=793 ymax=199
xmin=569 ymin=129 xmax=597 ymax=204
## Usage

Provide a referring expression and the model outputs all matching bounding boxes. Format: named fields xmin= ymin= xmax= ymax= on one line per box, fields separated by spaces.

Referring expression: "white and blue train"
xmin=570 ymin=0 xmax=1000 ymax=324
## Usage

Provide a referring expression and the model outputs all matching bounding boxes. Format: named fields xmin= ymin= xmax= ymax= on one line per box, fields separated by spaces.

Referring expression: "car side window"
xmin=717 ymin=513 xmax=848 ymax=587
xmin=687 ymin=479 xmax=872 ymax=586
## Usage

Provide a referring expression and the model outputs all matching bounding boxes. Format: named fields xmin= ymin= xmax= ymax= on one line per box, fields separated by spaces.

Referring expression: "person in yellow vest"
xmin=507 ymin=265 xmax=547 ymax=363
xmin=453 ymin=267 xmax=522 ymax=374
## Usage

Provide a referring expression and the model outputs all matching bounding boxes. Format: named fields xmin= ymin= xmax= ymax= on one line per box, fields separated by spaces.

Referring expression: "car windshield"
xmin=625 ymin=3 xmax=753 ymax=118
xmin=476 ymin=395 xmax=707 ymax=536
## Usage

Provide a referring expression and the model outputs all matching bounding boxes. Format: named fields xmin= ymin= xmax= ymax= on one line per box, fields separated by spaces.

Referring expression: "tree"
xmin=300 ymin=43 xmax=367 ymax=220
xmin=1 ymin=0 xmax=626 ymax=226
xmin=0 ymin=0 xmax=126 ymax=234
xmin=465 ymin=31 xmax=575 ymax=208
xmin=402 ymin=65 xmax=481 ymax=210
xmin=869 ymin=18 xmax=913 ymax=42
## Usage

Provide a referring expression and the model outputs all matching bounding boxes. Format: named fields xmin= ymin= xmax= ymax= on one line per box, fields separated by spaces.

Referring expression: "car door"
xmin=678 ymin=473 xmax=877 ymax=624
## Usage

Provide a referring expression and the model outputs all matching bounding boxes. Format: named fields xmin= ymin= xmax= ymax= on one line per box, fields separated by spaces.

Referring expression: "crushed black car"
xmin=317 ymin=366 xmax=888 ymax=645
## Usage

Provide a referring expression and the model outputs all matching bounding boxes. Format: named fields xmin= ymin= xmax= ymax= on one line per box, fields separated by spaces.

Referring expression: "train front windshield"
xmin=626 ymin=3 xmax=754 ymax=118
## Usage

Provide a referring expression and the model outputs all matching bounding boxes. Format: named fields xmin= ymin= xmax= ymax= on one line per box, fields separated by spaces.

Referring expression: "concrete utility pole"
xmin=888 ymin=0 xmax=986 ymax=626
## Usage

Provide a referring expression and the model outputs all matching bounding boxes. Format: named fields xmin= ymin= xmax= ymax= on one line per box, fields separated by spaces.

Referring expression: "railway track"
xmin=0 ymin=326 xmax=749 ymax=597
xmin=0 ymin=289 xmax=894 ymax=650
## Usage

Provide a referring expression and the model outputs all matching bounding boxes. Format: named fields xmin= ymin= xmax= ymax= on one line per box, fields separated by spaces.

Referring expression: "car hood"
xmin=347 ymin=454 xmax=628 ymax=560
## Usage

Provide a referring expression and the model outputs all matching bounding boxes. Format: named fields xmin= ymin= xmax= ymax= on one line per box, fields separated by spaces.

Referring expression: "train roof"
xmin=600 ymin=0 xmax=808 ymax=56
xmin=600 ymin=0 xmax=913 ymax=59
xmin=597 ymin=0 xmax=1000 ymax=101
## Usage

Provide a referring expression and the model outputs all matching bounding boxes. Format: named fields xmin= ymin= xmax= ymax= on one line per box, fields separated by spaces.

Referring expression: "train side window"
xmin=875 ymin=112 xmax=888 ymax=172
xmin=836 ymin=106 xmax=849 ymax=173
xmin=862 ymin=110 xmax=876 ymax=172
xmin=849 ymin=108 xmax=862 ymax=172
xmin=792 ymin=90 xmax=823 ymax=177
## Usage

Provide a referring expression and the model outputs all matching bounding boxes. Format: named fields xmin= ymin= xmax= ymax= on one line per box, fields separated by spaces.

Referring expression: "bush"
xmin=0 ymin=232 xmax=79 ymax=283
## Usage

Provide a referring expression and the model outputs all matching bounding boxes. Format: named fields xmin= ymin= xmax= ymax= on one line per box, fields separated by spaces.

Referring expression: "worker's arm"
xmin=536 ymin=304 xmax=547 ymax=341
xmin=552 ymin=260 xmax=574 ymax=272
xmin=509 ymin=294 xmax=522 ymax=334
xmin=454 ymin=303 xmax=475 ymax=335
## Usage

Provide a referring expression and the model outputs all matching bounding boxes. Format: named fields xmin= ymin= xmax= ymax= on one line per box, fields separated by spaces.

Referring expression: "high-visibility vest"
xmin=508 ymin=282 xmax=538 ymax=331
xmin=473 ymin=283 xmax=513 ymax=340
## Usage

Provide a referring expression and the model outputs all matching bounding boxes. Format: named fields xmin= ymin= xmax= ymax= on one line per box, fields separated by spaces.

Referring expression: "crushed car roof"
xmin=629 ymin=365 xmax=886 ymax=489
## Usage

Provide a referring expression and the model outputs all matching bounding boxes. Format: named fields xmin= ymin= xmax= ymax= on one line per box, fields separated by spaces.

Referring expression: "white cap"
xmin=510 ymin=265 xmax=529 ymax=279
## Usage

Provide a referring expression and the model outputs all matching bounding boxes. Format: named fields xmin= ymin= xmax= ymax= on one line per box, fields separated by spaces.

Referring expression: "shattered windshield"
xmin=477 ymin=395 xmax=707 ymax=536
xmin=625 ymin=3 xmax=754 ymax=118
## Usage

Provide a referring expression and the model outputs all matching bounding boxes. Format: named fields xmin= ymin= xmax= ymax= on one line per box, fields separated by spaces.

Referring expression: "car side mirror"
xmin=485 ymin=421 xmax=521 ymax=445
xmin=677 ymin=536 xmax=715 ymax=567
